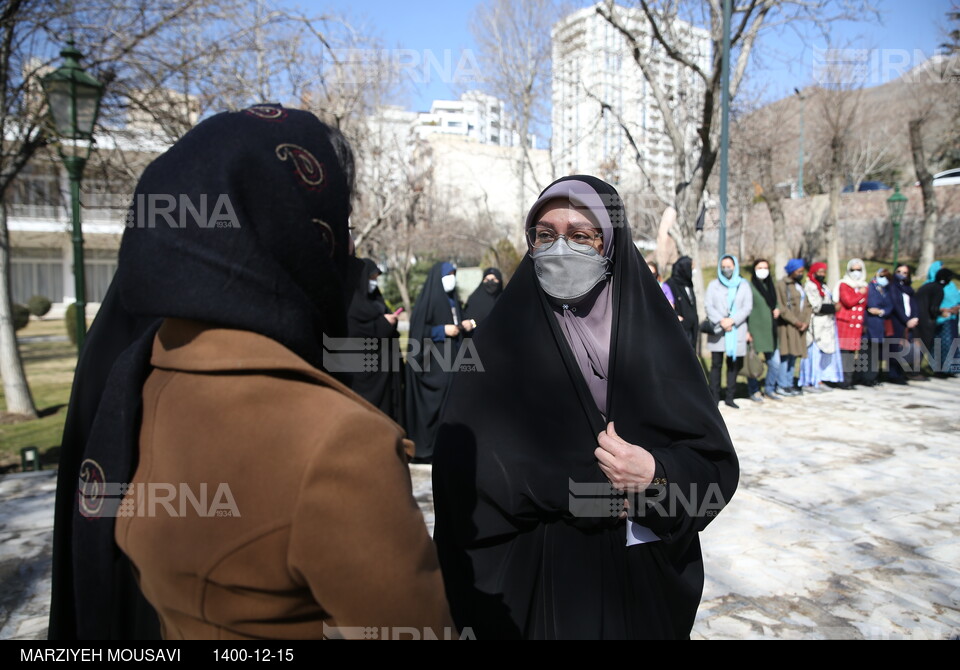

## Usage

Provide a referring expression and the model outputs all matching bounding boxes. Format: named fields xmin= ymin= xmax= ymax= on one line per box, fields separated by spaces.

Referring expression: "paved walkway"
xmin=2 ymin=378 xmax=957 ymax=640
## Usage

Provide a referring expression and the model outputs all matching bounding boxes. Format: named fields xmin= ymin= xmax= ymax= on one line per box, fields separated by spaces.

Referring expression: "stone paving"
xmin=2 ymin=378 xmax=957 ymax=640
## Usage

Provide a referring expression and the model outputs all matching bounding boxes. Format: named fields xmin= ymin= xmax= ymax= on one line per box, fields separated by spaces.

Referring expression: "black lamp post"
xmin=40 ymin=40 xmax=104 ymax=350
xmin=886 ymin=185 xmax=908 ymax=271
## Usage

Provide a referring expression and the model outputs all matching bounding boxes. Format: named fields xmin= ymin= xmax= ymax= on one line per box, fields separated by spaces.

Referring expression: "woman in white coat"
xmin=706 ymin=254 xmax=753 ymax=408
xmin=799 ymin=262 xmax=844 ymax=391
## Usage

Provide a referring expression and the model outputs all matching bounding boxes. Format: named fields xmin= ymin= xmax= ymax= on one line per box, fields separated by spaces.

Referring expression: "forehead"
xmin=534 ymin=200 xmax=599 ymax=228
xmin=721 ymin=257 xmax=735 ymax=265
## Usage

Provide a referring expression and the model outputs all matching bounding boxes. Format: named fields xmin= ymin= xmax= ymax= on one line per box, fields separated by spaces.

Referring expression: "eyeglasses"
xmin=526 ymin=226 xmax=603 ymax=250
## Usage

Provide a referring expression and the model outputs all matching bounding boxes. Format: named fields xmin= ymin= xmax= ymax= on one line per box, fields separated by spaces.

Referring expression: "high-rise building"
xmin=551 ymin=2 xmax=709 ymax=195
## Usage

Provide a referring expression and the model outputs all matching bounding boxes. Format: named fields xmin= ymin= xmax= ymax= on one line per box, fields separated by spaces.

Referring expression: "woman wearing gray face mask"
xmin=433 ymin=176 xmax=739 ymax=640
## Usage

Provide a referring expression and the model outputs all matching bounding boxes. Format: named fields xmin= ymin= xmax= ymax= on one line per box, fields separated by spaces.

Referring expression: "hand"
xmin=444 ymin=324 xmax=461 ymax=337
xmin=859 ymin=287 xmax=868 ymax=295
xmin=383 ymin=313 xmax=398 ymax=326
xmin=595 ymin=422 xmax=655 ymax=493
xmin=907 ymin=318 xmax=919 ymax=329
xmin=798 ymin=322 xmax=808 ymax=333
xmin=772 ymin=308 xmax=781 ymax=319
xmin=720 ymin=317 xmax=735 ymax=332
xmin=952 ymin=306 xmax=960 ymax=314
xmin=460 ymin=319 xmax=475 ymax=333
xmin=746 ymin=332 xmax=753 ymax=344
xmin=678 ymin=315 xmax=684 ymax=321
xmin=868 ymin=308 xmax=883 ymax=316
xmin=942 ymin=310 xmax=954 ymax=319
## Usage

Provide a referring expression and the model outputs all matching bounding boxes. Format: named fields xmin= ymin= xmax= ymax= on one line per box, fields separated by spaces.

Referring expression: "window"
xmin=10 ymin=248 xmax=64 ymax=303
xmin=83 ymin=248 xmax=119 ymax=303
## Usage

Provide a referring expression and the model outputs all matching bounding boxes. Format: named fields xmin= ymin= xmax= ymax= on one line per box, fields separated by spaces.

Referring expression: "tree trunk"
xmin=759 ymin=149 xmax=789 ymax=278
xmin=910 ymin=118 xmax=938 ymax=280
xmin=397 ymin=268 xmax=412 ymax=315
xmin=0 ymin=202 xmax=38 ymax=418
xmin=825 ymin=140 xmax=843 ymax=289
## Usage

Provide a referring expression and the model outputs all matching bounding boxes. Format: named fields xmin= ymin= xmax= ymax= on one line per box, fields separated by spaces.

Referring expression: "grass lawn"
xmin=0 ymin=317 xmax=83 ymax=472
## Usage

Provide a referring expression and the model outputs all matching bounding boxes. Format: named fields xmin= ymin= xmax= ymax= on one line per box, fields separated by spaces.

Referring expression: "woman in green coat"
xmin=746 ymin=259 xmax=781 ymax=402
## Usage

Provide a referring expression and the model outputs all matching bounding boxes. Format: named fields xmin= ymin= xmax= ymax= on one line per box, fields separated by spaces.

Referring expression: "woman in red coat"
xmin=836 ymin=258 xmax=869 ymax=388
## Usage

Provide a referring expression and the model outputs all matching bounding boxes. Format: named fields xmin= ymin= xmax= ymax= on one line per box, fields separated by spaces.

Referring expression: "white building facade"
xmin=415 ymin=91 xmax=536 ymax=149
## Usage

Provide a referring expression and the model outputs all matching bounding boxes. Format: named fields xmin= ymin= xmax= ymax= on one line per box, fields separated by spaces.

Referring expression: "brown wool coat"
xmin=775 ymin=276 xmax=814 ymax=358
xmin=115 ymin=319 xmax=454 ymax=640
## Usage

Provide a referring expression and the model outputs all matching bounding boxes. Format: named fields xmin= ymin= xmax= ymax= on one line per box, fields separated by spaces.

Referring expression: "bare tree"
xmin=0 ymin=0 xmax=365 ymax=417
xmin=911 ymin=7 xmax=960 ymax=279
xmin=816 ymin=79 xmax=863 ymax=288
xmin=0 ymin=0 xmax=228 ymax=417
xmin=592 ymin=0 xmax=873 ymax=314
xmin=469 ymin=0 xmax=561 ymax=244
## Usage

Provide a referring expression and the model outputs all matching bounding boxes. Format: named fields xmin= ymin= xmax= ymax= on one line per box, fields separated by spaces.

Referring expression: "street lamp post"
xmin=40 ymin=40 xmax=104 ymax=350
xmin=886 ymin=185 xmax=908 ymax=270
xmin=794 ymin=88 xmax=805 ymax=199
xmin=718 ymin=0 xmax=732 ymax=257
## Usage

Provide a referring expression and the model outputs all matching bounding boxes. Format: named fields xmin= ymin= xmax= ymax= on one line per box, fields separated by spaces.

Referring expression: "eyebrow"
xmin=534 ymin=222 xmax=599 ymax=231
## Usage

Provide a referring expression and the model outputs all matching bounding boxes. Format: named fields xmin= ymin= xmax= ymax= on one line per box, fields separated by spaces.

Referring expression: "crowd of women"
xmin=53 ymin=103 xmax=954 ymax=641
xmin=649 ymin=256 xmax=960 ymax=408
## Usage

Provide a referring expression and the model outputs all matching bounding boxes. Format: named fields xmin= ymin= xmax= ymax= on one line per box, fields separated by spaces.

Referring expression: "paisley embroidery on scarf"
xmin=243 ymin=104 xmax=288 ymax=121
xmin=275 ymin=143 xmax=326 ymax=190
xmin=78 ymin=458 xmax=106 ymax=518
xmin=313 ymin=219 xmax=335 ymax=256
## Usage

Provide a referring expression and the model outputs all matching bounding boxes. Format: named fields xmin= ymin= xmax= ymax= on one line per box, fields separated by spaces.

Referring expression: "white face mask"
xmin=850 ymin=270 xmax=863 ymax=280
xmin=368 ymin=279 xmax=379 ymax=294
xmin=755 ymin=269 xmax=770 ymax=280
xmin=441 ymin=274 xmax=457 ymax=293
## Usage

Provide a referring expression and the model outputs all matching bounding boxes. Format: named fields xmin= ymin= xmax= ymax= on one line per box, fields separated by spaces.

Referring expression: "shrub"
xmin=13 ymin=304 xmax=30 ymax=331
xmin=28 ymin=295 xmax=52 ymax=318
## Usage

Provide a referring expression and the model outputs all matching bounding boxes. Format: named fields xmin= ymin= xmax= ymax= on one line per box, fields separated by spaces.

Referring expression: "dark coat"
xmin=915 ymin=281 xmax=946 ymax=354
xmin=865 ymin=282 xmax=893 ymax=341
xmin=889 ymin=279 xmax=919 ymax=339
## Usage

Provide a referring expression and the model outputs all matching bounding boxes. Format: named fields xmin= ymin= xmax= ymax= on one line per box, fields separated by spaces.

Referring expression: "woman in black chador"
xmin=404 ymin=262 xmax=472 ymax=462
xmin=665 ymin=255 xmax=698 ymax=350
xmin=463 ymin=267 xmax=503 ymax=326
xmin=345 ymin=257 xmax=402 ymax=421
xmin=432 ymin=176 xmax=739 ymax=639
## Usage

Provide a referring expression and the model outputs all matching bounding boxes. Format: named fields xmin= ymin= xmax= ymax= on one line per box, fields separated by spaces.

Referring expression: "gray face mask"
xmin=532 ymin=239 xmax=611 ymax=302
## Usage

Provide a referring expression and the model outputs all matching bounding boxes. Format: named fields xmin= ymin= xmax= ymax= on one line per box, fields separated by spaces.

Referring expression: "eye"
xmin=536 ymin=230 xmax=556 ymax=243
xmin=570 ymin=231 xmax=592 ymax=243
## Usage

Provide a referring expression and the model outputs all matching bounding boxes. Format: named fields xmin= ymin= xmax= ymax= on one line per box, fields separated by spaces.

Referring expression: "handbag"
xmin=699 ymin=318 xmax=718 ymax=334
xmin=819 ymin=303 xmax=836 ymax=315
xmin=744 ymin=343 xmax=765 ymax=379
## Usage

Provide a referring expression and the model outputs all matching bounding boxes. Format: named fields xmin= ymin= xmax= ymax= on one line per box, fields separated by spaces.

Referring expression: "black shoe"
xmin=907 ymin=374 xmax=930 ymax=382
xmin=724 ymin=400 xmax=740 ymax=409
xmin=887 ymin=378 xmax=908 ymax=385
xmin=763 ymin=391 xmax=782 ymax=401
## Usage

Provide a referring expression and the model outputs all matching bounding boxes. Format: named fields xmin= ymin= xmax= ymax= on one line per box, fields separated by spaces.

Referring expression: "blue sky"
xmin=311 ymin=0 xmax=953 ymax=119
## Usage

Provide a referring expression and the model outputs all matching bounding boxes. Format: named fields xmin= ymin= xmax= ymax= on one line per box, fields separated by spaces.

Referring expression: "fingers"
xmin=597 ymin=431 xmax=626 ymax=458
xmin=595 ymin=446 xmax=617 ymax=469
xmin=606 ymin=421 xmax=618 ymax=439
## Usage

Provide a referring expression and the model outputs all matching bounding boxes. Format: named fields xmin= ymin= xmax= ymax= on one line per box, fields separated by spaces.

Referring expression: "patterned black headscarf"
xmin=51 ymin=104 xmax=354 ymax=639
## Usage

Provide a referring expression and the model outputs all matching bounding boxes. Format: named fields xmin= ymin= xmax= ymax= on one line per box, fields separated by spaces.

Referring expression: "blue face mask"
xmin=877 ymin=277 xmax=889 ymax=288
